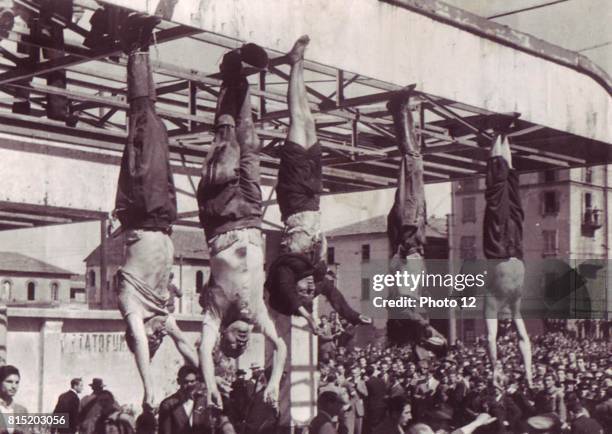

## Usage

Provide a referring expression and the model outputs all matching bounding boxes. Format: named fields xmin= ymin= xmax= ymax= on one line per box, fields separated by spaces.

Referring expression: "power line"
xmin=578 ymin=41 xmax=612 ymax=52
xmin=487 ymin=0 xmax=569 ymax=20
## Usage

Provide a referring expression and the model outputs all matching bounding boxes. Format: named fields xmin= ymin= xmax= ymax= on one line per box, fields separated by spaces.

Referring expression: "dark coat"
xmin=158 ymin=391 xmax=209 ymax=434
xmin=53 ymin=390 xmax=80 ymax=434
xmin=266 ymin=254 xmax=361 ymax=323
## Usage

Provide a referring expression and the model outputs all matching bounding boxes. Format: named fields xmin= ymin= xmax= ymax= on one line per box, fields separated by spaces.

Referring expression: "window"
xmin=50 ymin=282 xmax=59 ymax=301
xmin=542 ymin=191 xmax=559 ymax=215
xmin=195 ymin=270 xmax=204 ymax=293
xmin=462 ymin=197 xmax=477 ymax=223
xmin=27 ymin=282 xmax=36 ymax=301
xmin=584 ymin=192 xmax=592 ymax=209
xmin=543 ymin=230 xmax=558 ymax=256
xmin=361 ymin=244 xmax=370 ymax=262
xmin=327 ymin=247 xmax=335 ymax=265
xmin=70 ymin=288 xmax=86 ymax=302
xmin=361 ymin=278 xmax=370 ymax=301
xmin=460 ymin=236 xmax=476 ymax=260
xmin=0 ymin=280 xmax=11 ymax=302
xmin=584 ymin=167 xmax=593 ymax=183
xmin=87 ymin=270 xmax=96 ymax=287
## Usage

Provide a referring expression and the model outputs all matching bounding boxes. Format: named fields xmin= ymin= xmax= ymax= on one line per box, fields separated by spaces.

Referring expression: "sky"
xmin=1 ymin=0 xmax=609 ymax=273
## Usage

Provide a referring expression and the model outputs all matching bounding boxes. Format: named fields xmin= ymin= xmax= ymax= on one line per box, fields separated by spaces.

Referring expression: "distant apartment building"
xmin=84 ymin=227 xmax=284 ymax=315
xmin=0 ymin=251 xmax=83 ymax=306
xmin=451 ymin=166 xmax=611 ymax=340
xmin=324 ymin=216 xmax=448 ymax=339
xmin=84 ymin=228 xmax=210 ymax=314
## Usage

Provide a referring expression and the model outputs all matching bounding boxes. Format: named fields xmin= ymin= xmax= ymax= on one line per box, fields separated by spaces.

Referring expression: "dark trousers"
xmin=483 ymin=156 xmax=524 ymax=259
xmin=276 ymin=140 xmax=322 ymax=221
xmin=387 ymin=152 xmax=427 ymax=257
xmin=114 ymin=52 xmax=177 ymax=230
xmin=197 ymin=80 xmax=262 ymax=240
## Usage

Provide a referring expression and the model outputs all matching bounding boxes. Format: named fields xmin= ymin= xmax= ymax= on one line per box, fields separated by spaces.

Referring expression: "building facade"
xmin=84 ymin=228 xmax=210 ymax=314
xmin=451 ymin=166 xmax=612 ymax=340
xmin=325 ymin=216 xmax=448 ymax=343
xmin=0 ymin=252 xmax=82 ymax=306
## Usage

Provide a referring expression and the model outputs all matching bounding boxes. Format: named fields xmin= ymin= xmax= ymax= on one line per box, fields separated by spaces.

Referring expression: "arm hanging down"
xmin=256 ymin=307 xmax=287 ymax=407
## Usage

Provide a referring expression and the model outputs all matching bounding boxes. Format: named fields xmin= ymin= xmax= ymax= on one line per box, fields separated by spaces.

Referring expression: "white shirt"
xmin=0 ymin=401 xmax=14 ymax=434
xmin=182 ymin=399 xmax=194 ymax=426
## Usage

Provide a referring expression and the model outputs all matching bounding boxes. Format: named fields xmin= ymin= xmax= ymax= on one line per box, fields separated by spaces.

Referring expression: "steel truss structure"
xmin=0 ymin=0 xmax=610 ymax=230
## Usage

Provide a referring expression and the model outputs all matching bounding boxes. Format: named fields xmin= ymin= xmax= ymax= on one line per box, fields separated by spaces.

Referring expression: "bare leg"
xmin=485 ymin=316 xmax=501 ymax=386
xmin=287 ymin=35 xmax=317 ymax=148
xmin=125 ymin=314 xmax=154 ymax=407
xmin=511 ymin=297 xmax=532 ymax=387
xmin=491 ymin=134 xmax=513 ymax=167
xmin=165 ymin=316 xmax=199 ymax=366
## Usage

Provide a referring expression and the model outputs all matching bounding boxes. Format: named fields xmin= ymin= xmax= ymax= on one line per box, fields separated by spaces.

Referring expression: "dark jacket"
xmin=53 ymin=390 xmax=80 ymax=433
xmin=158 ymin=391 xmax=209 ymax=434
xmin=570 ymin=414 xmax=604 ymax=434
xmin=265 ymin=254 xmax=361 ymax=323
xmin=309 ymin=411 xmax=337 ymax=434
xmin=363 ymin=377 xmax=387 ymax=429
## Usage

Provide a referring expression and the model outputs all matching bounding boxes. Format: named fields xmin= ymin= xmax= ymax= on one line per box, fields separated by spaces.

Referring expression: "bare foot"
xmin=288 ymin=35 xmax=310 ymax=64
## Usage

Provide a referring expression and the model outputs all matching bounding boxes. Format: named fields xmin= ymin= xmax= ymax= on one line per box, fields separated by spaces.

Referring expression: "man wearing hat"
xmin=566 ymin=393 xmax=604 ymax=434
xmin=265 ymin=35 xmax=371 ymax=333
xmin=78 ymin=378 xmax=115 ymax=434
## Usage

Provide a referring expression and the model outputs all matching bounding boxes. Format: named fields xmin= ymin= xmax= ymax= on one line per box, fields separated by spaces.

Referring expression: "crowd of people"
xmin=0 ymin=321 xmax=608 ymax=434
xmin=315 ymin=323 xmax=611 ymax=434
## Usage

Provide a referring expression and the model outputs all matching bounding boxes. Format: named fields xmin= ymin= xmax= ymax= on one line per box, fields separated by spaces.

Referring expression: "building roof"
xmin=84 ymin=228 xmax=209 ymax=265
xmin=326 ymin=215 xmax=447 ymax=239
xmin=0 ymin=252 xmax=76 ymax=276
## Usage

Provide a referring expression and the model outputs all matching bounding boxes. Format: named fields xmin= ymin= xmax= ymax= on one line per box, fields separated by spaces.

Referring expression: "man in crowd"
xmin=309 ymin=390 xmax=346 ymax=434
xmin=52 ymin=377 xmax=82 ymax=434
xmin=481 ymin=130 xmax=533 ymax=387
xmin=196 ymin=41 xmax=286 ymax=410
xmin=159 ymin=365 xmax=234 ymax=434
xmin=372 ymin=396 xmax=412 ymax=434
xmin=113 ymin=12 xmax=198 ymax=411
xmin=385 ymin=91 xmax=447 ymax=353
xmin=79 ymin=378 xmax=109 ymax=434
xmin=362 ymin=365 xmax=387 ymax=434
xmin=566 ymin=393 xmax=604 ymax=434
xmin=535 ymin=373 xmax=567 ymax=423
xmin=265 ymin=35 xmax=371 ymax=333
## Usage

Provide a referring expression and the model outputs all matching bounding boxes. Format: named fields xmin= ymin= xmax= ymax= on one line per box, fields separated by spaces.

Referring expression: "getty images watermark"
xmin=370 ymin=269 xmax=486 ymax=309
xmin=356 ymin=259 xmax=609 ymax=320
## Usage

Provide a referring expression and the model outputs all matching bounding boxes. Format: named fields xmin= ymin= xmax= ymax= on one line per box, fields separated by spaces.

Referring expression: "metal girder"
xmin=0 ymin=0 xmax=605 ymax=229
xmin=0 ymin=26 xmax=200 ymax=85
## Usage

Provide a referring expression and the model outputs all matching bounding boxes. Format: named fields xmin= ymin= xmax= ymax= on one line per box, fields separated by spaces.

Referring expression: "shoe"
xmin=358 ymin=314 xmax=372 ymax=325
xmin=120 ymin=12 xmax=161 ymax=54
xmin=219 ymin=49 xmax=243 ymax=83
xmin=420 ymin=325 xmax=447 ymax=352
xmin=83 ymin=8 xmax=113 ymax=49
xmin=240 ymin=43 xmax=269 ymax=69
xmin=219 ymin=43 xmax=269 ymax=82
